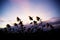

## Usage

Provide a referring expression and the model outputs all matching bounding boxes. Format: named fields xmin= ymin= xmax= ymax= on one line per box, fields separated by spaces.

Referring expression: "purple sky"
xmin=0 ymin=0 xmax=60 ymax=28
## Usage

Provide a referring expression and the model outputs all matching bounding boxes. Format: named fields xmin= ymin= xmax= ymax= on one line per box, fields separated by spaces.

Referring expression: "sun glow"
xmin=0 ymin=0 xmax=57 ymax=28
xmin=0 ymin=12 xmax=49 ymax=28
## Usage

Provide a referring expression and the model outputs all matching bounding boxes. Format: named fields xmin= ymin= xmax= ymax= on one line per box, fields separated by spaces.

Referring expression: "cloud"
xmin=45 ymin=17 xmax=60 ymax=25
xmin=0 ymin=17 xmax=11 ymax=28
xmin=0 ymin=17 xmax=5 ymax=22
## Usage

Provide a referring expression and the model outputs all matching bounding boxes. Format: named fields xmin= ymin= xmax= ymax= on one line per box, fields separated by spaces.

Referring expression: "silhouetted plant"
xmin=19 ymin=21 xmax=24 ymax=33
xmin=33 ymin=21 xmax=37 ymax=25
xmin=17 ymin=17 xmax=21 ymax=22
xmin=46 ymin=23 xmax=54 ymax=29
xmin=46 ymin=23 xmax=50 ymax=28
xmin=19 ymin=21 xmax=24 ymax=27
xmin=29 ymin=16 xmax=33 ymax=21
xmin=6 ymin=24 xmax=11 ymax=33
xmin=27 ymin=28 xmax=31 ymax=33
xmin=30 ymin=22 xmax=33 ymax=24
xmin=4 ymin=28 xmax=7 ymax=32
xmin=36 ymin=16 xmax=42 ymax=23
xmin=37 ymin=28 xmax=41 ymax=33
xmin=36 ymin=16 xmax=40 ymax=21
xmin=3 ymin=16 xmax=57 ymax=34
xmin=50 ymin=24 xmax=54 ymax=29
xmin=23 ymin=27 xmax=26 ymax=31
xmin=14 ymin=23 xmax=18 ymax=26
xmin=42 ymin=25 xmax=45 ymax=27
xmin=6 ymin=24 xmax=11 ymax=28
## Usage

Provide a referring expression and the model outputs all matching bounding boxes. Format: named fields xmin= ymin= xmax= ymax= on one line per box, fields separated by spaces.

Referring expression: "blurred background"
xmin=0 ymin=0 xmax=60 ymax=28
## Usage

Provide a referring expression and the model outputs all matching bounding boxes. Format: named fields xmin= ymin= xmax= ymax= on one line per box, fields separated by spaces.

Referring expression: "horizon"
xmin=0 ymin=16 xmax=60 ymax=28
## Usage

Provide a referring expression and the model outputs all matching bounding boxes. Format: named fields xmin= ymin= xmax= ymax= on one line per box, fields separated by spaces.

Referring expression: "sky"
xmin=0 ymin=0 xmax=60 ymax=28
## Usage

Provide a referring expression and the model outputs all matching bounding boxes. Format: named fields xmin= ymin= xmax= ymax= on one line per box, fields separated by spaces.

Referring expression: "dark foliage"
xmin=6 ymin=24 xmax=11 ymax=28
xmin=14 ymin=23 xmax=18 ymax=26
xmin=19 ymin=21 xmax=24 ymax=27
xmin=33 ymin=21 xmax=37 ymax=25
xmin=17 ymin=17 xmax=21 ymax=22
xmin=36 ymin=16 xmax=40 ymax=21
xmin=29 ymin=16 xmax=33 ymax=20
xmin=0 ymin=16 xmax=60 ymax=40
xmin=46 ymin=23 xmax=54 ymax=29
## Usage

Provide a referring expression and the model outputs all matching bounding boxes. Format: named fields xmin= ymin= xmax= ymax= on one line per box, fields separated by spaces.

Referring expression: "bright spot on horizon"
xmin=0 ymin=0 xmax=59 ymax=28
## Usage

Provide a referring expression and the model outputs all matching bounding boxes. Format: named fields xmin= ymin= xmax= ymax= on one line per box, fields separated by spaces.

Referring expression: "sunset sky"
xmin=0 ymin=0 xmax=60 ymax=28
